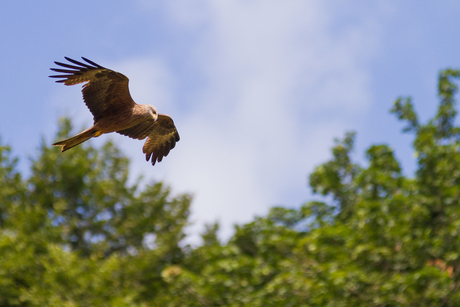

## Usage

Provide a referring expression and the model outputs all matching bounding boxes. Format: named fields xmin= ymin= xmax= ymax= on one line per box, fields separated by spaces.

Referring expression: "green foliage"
xmin=309 ymin=131 xmax=361 ymax=221
xmin=165 ymin=68 xmax=460 ymax=305
xmin=0 ymin=118 xmax=191 ymax=306
xmin=2 ymin=68 xmax=460 ymax=305
xmin=0 ymin=140 xmax=24 ymax=229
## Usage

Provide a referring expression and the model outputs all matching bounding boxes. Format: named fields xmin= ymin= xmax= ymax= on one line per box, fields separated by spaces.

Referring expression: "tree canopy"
xmin=2 ymin=69 xmax=460 ymax=305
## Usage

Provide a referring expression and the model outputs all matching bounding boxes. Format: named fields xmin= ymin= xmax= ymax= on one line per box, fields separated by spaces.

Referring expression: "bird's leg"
xmin=92 ymin=131 xmax=102 ymax=137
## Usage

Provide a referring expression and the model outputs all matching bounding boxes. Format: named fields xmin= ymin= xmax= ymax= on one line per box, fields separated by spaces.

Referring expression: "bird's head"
xmin=147 ymin=105 xmax=158 ymax=121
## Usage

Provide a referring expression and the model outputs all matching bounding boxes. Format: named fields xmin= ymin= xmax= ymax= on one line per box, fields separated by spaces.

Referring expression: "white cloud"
xmin=146 ymin=1 xmax=382 ymax=243
xmin=56 ymin=1 xmax=384 ymax=243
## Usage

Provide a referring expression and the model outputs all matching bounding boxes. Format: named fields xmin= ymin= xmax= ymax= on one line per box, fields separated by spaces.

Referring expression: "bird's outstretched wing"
xmin=117 ymin=114 xmax=180 ymax=165
xmin=50 ymin=57 xmax=135 ymax=121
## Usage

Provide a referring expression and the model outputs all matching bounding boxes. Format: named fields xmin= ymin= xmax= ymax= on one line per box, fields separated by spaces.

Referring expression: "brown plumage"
xmin=50 ymin=57 xmax=180 ymax=166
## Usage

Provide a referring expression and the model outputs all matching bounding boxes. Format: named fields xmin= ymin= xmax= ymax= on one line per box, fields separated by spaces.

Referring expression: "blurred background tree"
xmin=163 ymin=68 xmax=460 ymax=306
xmin=1 ymin=69 xmax=460 ymax=305
xmin=0 ymin=118 xmax=192 ymax=306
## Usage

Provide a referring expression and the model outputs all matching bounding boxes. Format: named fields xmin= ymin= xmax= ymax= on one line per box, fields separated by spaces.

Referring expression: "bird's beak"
xmin=152 ymin=112 xmax=158 ymax=121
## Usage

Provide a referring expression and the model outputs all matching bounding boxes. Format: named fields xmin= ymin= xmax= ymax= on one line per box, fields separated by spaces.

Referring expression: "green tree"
xmin=158 ymin=69 xmax=460 ymax=306
xmin=0 ymin=118 xmax=192 ymax=306
xmin=28 ymin=118 xmax=190 ymax=259
xmin=3 ymin=68 xmax=460 ymax=306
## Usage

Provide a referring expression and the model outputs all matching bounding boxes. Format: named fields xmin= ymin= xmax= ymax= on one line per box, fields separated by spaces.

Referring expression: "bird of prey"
xmin=50 ymin=57 xmax=180 ymax=166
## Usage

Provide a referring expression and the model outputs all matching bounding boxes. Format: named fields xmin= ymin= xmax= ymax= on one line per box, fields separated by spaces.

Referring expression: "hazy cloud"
xmin=50 ymin=1 xmax=384 ymax=242
xmin=125 ymin=1 xmax=385 ymax=242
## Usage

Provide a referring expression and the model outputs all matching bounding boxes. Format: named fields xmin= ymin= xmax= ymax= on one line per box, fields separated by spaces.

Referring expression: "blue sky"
xmin=1 ymin=1 xmax=460 ymax=241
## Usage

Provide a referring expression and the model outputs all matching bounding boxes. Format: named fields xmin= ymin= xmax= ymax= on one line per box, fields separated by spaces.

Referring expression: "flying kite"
xmin=50 ymin=57 xmax=180 ymax=166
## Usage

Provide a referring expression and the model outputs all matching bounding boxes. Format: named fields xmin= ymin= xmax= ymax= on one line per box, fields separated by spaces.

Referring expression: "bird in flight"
xmin=50 ymin=57 xmax=180 ymax=166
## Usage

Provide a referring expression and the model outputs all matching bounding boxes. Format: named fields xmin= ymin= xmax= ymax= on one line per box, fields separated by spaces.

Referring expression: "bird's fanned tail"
xmin=52 ymin=127 xmax=96 ymax=152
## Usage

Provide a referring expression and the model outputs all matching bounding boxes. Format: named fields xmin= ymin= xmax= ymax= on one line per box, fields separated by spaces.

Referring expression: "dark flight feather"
xmin=118 ymin=114 xmax=180 ymax=165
